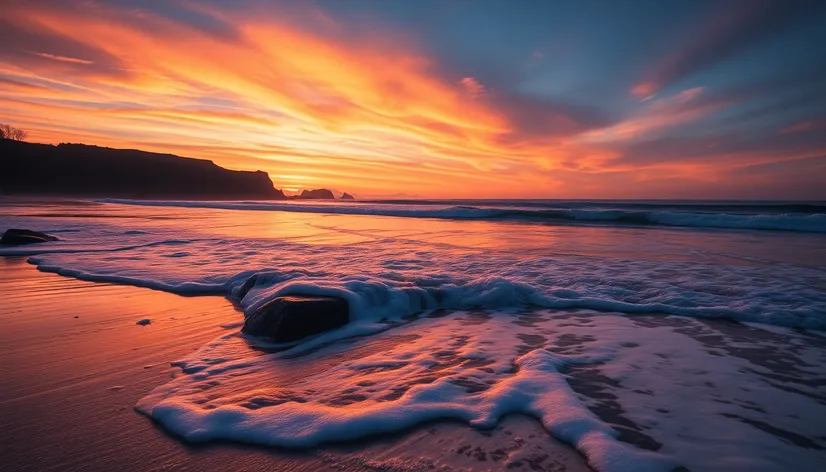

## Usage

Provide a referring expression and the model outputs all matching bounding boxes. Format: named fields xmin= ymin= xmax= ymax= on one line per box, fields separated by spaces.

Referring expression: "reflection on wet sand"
xmin=0 ymin=259 xmax=589 ymax=472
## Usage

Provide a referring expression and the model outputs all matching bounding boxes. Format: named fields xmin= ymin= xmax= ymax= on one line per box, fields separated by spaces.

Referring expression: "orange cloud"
xmin=1 ymin=4 xmax=571 ymax=197
xmin=31 ymin=52 xmax=94 ymax=65
xmin=0 ymin=2 xmax=798 ymax=199
xmin=459 ymin=77 xmax=486 ymax=99
xmin=631 ymin=82 xmax=656 ymax=100
xmin=580 ymin=87 xmax=715 ymax=142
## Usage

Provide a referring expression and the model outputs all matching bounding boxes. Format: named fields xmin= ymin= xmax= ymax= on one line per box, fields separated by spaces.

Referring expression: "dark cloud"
xmin=722 ymin=154 xmax=826 ymax=200
xmin=612 ymin=61 xmax=826 ymax=167
xmin=103 ymin=0 xmax=243 ymax=42
xmin=492 ymin=92 xmax=614 ymax=142
xmin=0 ymin=19 xmax=130 ymax=79
xmin=613 ymin=123 xmax=826 ymax=168
xmin=0 ymin=77 xmax=47 ymax=90
xmin=636 ymin=0 xmax=823 ymax=95
xmin=736 ymin=153 xmax=826 ymax=176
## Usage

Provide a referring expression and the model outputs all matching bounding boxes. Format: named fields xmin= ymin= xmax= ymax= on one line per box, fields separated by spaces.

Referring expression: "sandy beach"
xmin=3 ymin=0 xmax=826 ymax=468
xmin=2 ymin=198 xmax=825 ymax=471
xmin=4 ymin=253 xmax=826 ymax=471
xmin=0 ymin=258 xmax=589 ymax=472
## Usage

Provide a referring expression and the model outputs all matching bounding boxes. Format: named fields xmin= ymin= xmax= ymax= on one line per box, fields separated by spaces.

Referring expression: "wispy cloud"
xmin=458 ymin=77 xmax=486 ymax=99
xmin=0 ymin=0 xmax=823 ymax=199
xmin=32 ymin=52 xmax=94 ymax=65
xmin=632 ymin=0 xmax=816 ymax=97
xmin=582 ymin=87 xmax=716 ymax=142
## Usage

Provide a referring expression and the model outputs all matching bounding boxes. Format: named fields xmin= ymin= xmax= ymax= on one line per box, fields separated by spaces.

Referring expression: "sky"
xmin=2 ymin=0 xmax=826 ymax=199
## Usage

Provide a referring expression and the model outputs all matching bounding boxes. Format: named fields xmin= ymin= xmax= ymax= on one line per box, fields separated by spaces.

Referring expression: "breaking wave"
xmin=100 ymin=199 xmax=826 ymax=233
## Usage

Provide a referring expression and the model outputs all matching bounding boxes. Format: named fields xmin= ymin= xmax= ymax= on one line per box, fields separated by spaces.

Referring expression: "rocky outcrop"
xmin=242 ymin=295 xmax=349 ymax=342
xmin=0 ymin=140 xmax=286 ymax=200
xmin=294 ymin=189 xmax=335 ymax=199
xmin=0 ymin=229 xmax=58 ymax=245
xmin=341 ymin=192 xmax=355 ymax=200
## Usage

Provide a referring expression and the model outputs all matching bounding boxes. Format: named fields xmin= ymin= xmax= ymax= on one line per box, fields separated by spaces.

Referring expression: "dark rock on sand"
xmin=235 ymin=274 xmax=262 ymax=300
xmin=341 ymin=192 xmax=355 ymax=200
xmin=0 ymin=228 xmax=58 ymax=245
xmin=243 ymin=295 xmax=349 ymax=342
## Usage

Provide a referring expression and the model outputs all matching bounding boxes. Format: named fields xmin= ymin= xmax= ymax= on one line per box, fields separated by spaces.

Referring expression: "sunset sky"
xmin=2 ymin=0 xmax=826 ymax=199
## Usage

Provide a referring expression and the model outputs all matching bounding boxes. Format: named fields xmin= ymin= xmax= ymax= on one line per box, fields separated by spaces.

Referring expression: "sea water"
xmin=1 ymin=198 xmax=825 ymax=471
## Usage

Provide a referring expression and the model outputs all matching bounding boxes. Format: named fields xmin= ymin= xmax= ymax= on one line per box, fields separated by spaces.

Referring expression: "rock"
xmin=296 ymin=188 xmax=335 ymax=199
xmin=136 ymin=318 xmax=151 ymax=326
xmin=242 ymin=295 xmax=349 ymax=342
xmin=341 ymin=192 xmax=355 ymax=200
xmin=0 ymin=228 xmax=57 ymax=245
xmin=235 ymin=274 xmax=261 ymax=299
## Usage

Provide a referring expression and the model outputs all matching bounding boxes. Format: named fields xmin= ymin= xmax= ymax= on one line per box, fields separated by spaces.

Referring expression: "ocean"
xmin=1 ymin=198 xmax=825 ymax=471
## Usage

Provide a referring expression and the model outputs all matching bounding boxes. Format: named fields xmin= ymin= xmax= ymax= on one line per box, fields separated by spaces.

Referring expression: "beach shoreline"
xmin=0 ymin=258 xmax=590 ymax=472
xmin=2 ymin=197 xmax=825 ymax=471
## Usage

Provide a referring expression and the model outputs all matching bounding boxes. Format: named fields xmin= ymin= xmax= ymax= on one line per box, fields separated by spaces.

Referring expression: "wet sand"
xmin=0 ymin=258 xmax=589 ymax=472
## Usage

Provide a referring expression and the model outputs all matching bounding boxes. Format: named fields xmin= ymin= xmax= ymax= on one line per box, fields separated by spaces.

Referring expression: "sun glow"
xmin=2 ymin=1 xmax=820 ymax=199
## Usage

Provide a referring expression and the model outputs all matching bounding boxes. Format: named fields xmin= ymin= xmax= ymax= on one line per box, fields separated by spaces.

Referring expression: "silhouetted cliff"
xmin=0 ymin=140 xmax=285 ymax=200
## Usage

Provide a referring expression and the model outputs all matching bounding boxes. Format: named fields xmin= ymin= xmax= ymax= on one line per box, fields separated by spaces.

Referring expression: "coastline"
xmin=2 ymin=198 xmax=825 ymax=471
xmin=0 ymin=258 xmax=589 ymax=472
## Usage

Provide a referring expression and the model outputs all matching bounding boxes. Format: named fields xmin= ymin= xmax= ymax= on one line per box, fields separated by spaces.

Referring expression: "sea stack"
xmin=297 ymin=189 xmax=335 ymax=199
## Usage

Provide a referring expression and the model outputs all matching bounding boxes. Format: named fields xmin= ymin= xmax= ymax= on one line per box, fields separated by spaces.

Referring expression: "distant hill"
xmin=0 ymin=140 xmax=286 ymax=200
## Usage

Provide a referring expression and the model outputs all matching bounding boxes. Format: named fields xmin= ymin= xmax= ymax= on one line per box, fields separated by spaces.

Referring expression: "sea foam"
xmin=136 ymin=311 xmax=679 ymax=472
xmin=135 ymin=309 xmax=826 ymax=472
xmin=2 ymin=201 xmax=826 ymax=471
xmin=11 ymin=237 xmax=825 ymax=330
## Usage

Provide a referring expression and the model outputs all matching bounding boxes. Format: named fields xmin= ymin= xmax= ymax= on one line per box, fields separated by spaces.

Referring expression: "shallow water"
xmin=1 ymin=198 xmax=825 ymax=471
xmin=2 ymin=259 xmax=590 ymax=472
